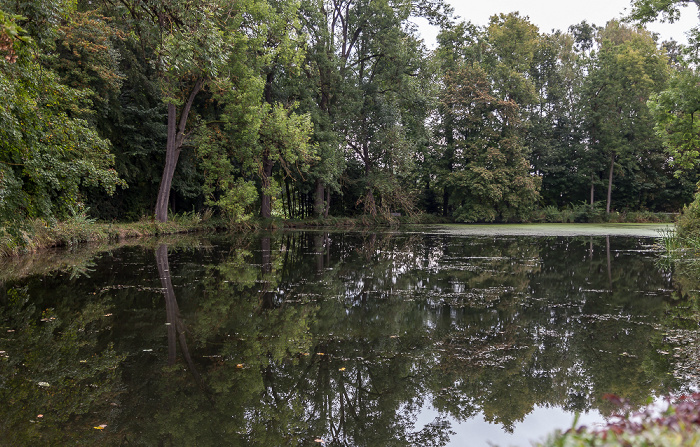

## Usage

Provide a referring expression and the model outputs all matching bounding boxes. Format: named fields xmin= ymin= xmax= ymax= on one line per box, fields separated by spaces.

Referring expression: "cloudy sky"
xmin=416 ymin=0 xmax=699 ymax=47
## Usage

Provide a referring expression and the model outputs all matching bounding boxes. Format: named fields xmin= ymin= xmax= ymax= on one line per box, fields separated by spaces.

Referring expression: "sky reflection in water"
xmin=0 ymin=228 xmax=696 ymax=446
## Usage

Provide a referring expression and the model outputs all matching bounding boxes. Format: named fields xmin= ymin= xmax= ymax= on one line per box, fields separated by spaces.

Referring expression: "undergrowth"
xmin=529 ymin=203 xmax=675 ymax=224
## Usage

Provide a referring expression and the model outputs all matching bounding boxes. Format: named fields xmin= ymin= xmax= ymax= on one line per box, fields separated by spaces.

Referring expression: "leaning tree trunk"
xmin=154 ymin=78 xmax=204 ymax=223
xmin=156 ymin=244 xmax=206 ymax=390
xmin=606 ymin=153 xmax=615 ymax=215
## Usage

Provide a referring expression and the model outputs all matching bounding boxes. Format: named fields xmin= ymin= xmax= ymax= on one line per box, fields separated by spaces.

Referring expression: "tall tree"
xmin=297 ymin=0 xmax=449 ymax=218
xmin=103 ymin=0 xmax=231 ymax=222
xmin=435 ymin=13 xmax=541 ymax=222
xmin=527 ymin=29 xmax=590 ymax=208
xmin=198 ymin=0 xmax=315 ymax=221
xmin=583 ymin=21 xmax=668 ymax=214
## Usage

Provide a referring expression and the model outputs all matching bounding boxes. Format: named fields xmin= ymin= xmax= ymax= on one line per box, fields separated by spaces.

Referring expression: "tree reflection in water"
xmin=0 ymin=230 xmax=696 ymax=445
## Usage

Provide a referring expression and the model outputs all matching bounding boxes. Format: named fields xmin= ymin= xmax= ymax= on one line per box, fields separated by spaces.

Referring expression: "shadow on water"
xmin=0 ymin=229 xmax=697 ymax=446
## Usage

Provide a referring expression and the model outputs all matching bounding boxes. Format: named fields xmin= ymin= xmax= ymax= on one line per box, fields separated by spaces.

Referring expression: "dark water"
xmin=0 ymin=230 xmax=696 ymax=446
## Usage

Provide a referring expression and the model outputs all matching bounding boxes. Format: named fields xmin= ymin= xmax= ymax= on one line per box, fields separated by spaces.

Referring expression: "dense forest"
xmin=2 ymin=0 xmax=700 ymax=227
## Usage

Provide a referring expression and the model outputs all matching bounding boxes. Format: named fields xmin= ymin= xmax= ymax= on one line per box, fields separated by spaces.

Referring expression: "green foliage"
xmin=0 ymin=0 xmax=696 ymax=228
xmin=0 ymin=18 xmax=125 ymax=224
xmin=582 ymin=21 xmax=670 ymax=213
xmin=438 ymin=33 xmax=541 ymax=222
xmin=540 ymin=395 xmax=700 ymax=447
xmin=675 ymin=191 xmax=700 ymax=239
xmin=649 ymin=68 xmax=700 ymax=175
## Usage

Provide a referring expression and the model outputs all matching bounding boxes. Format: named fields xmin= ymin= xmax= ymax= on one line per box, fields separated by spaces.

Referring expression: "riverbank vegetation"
xmin=3 ymin=0 xmax=700 ymax=253
xmin=542 ymin=394 xmax=700 ymax=446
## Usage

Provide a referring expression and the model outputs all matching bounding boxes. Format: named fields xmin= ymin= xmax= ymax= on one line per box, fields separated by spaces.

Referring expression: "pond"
xmin=1 ymin=224 xmax=697 ymax=446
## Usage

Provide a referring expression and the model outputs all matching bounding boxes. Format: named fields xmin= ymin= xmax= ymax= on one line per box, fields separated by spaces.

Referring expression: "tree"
xmin=440 ymin=63 xmax=540 ymax=221
xmin=0 ymin=6 xmax=124 ymax=224
xmin=103 ymin=0 xmax=231 ymax=222
xmin=527 ymin=29 xmax=590 ymax=208
xmin=295 ymin=0 xmax=449 ymax=218
xmin=197 ymin=0 xmax=316 ymax=221
xmin=628 ymin=0 xmax=700 ymax=25
xmin=583 ymin=21 xmax=669 ymax=214
xmin=648 ymin=66 xmax=700 ymax=173
xmin=435 ymin=13 xmax=541 ymax=222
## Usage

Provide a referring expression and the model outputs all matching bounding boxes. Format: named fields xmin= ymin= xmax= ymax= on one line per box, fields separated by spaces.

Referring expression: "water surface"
xmin=0 ymin=228 xmax=695 ymax=446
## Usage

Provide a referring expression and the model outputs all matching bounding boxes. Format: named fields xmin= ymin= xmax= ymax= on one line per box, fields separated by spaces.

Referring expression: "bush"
xmin=540 ymin=394 xmax=700 ymax=447
xmin=676 ymin=192 xmax=700 ymax=240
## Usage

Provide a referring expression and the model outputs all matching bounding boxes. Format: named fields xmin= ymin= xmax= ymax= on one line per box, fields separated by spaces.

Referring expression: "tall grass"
xmin=0 ymin=210 xmax=221 ymax=257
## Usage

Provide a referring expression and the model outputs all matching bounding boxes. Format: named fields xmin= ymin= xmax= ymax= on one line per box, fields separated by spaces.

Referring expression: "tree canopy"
xmin=0 ymin=0 xmax=697 ymax=228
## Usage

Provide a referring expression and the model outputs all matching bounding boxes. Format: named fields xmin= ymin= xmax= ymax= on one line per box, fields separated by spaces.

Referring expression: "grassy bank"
xmin=0 ymin=212 xmax=449 ymax=258
xmin=0 ymin=212 xmax=222 ymax=258
xmin=0 ymin=207 xmax=675 ymax=259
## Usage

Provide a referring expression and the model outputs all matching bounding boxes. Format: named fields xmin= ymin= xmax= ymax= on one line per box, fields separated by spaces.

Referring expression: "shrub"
xmin=540 ymin=394 xmax=700 ymax=447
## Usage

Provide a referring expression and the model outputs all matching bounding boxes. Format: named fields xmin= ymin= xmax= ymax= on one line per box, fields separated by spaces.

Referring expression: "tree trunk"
xmin=156 ymin=243 xmax=206 ymax=390
xmin=314 ymin=178 xmax=325 ymax=218
xmin=285 ymin=179 xmax=292 ymax=219
xmin=590 ymin=174 xmax=595 ymax=209
xmin=261 ymin=153 xmax=274 ymax=219
xmin=443 ymin=188 xmax=449 ymax=216
xmin=606 ymin=153 xmax=615 ymax=214
xmin=154 ymin=78 xmax=204 ymax=222
xmin=324 ymin=187 xmax=330 ymax=218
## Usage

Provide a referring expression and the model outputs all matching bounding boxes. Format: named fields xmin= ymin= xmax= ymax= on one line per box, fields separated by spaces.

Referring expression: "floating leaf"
xmin=338 ymin=367 xmax=346 ymax=371
xmin=37 ymin=382 xmax=50 ymax=387
xmin=93 ymin=424 xmax=107 ymax=430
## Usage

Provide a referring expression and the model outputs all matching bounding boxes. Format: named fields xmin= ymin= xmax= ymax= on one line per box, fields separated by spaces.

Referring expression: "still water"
xmin=0 ymin=227 xmax=696 ymax=446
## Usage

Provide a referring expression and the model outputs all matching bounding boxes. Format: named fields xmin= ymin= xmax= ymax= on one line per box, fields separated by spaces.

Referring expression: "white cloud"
xmin=415 ymin=0 xmax=699 ymax=47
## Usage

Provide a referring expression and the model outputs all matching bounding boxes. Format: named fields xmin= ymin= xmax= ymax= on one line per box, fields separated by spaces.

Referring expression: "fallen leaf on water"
xmin=93 ymin=425 xmax=107 ymax=430
xmin=37 ymin=414 xmax=43 ymax=418
xmin=236 ymin=364 xmax=244 ymax=369
xmin=338 ymin=367 xmax=346 ymax=371
xmin=103 ymin=313 xmax=113 ymax=317
xmin=37 ymin=382 xmax=50 ymax=387
xmin=317 ymin=353 xmax=325 ymax=356
xmin=314 ymin=439 xmax=324 ymax=443
xmin=80 ymin=360 xmax=87 ymax=363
